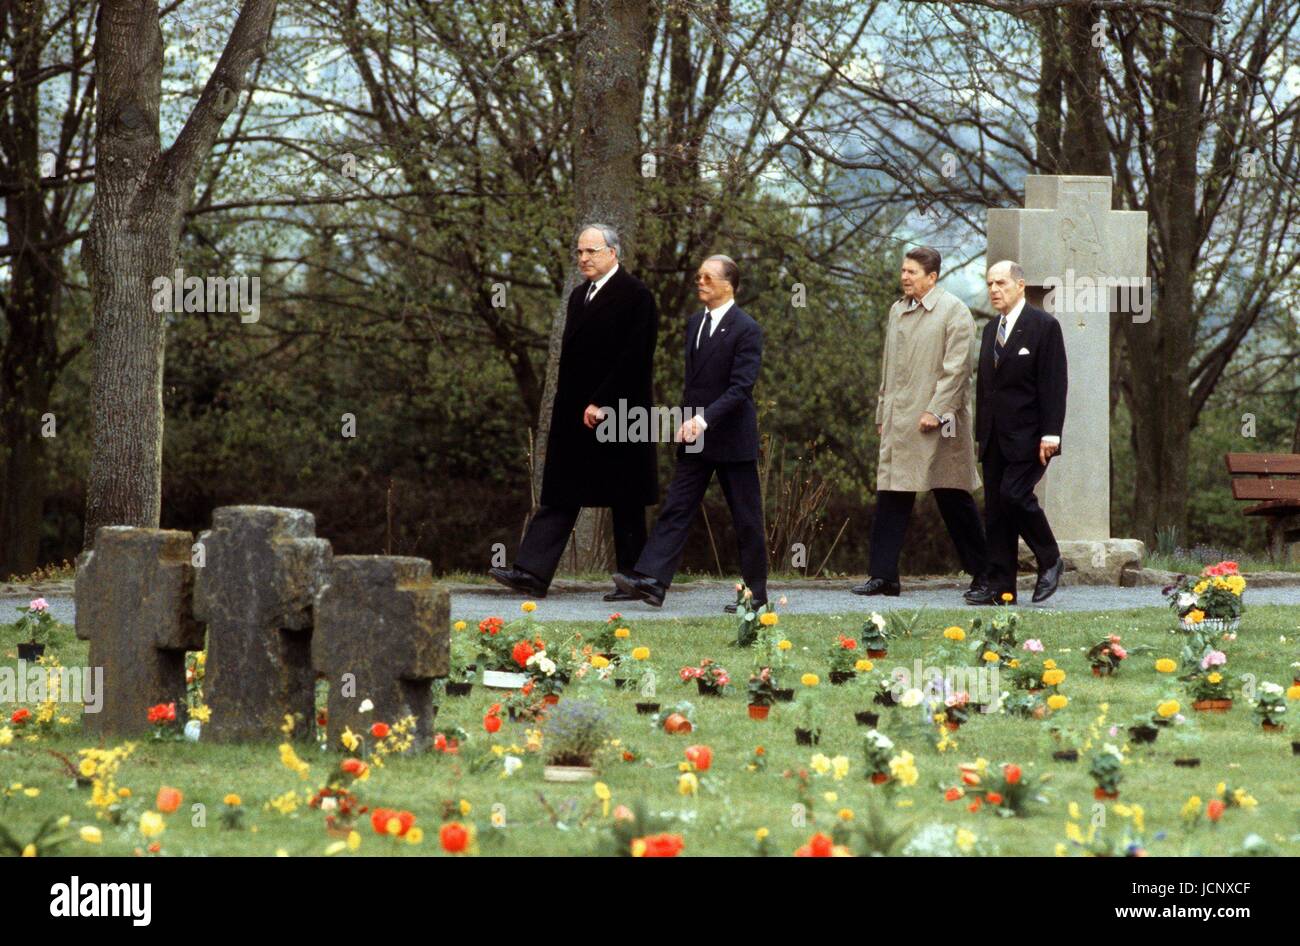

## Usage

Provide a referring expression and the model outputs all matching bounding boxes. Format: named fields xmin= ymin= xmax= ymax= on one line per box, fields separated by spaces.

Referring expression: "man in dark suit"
xmin=971 ymin=259 xmax=1067 ymax=605
xmin=613 ymin=254 xmax=767 ymax=608
xmin=490 ymin=224 xmax=658 ymax=601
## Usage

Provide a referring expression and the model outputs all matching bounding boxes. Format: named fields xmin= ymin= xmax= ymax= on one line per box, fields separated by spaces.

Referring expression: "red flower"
xmin=795 ymin=832 xmax=835 ymax=857
xmin=147 ymin=703 xmax=176 ymax=725
xmin=341 ymin=758 xmax=368 ymax=777
xmin=685 ymin=744 xmax=713 ymax=772
xmin=371 ymin=808 xmax=415 ymax=836
xmin=483 ymin=705 xmax=502 ymax=734
xmin=521 ymin=681 xmax=534 ymax=696
xmin=607 ymin=613 xmax=622 ymax=622
xmin=512 ymin=640 xmax=536 ymax=668
xmin=316 ymin=710 xmax=328 ymax=727
xmin=839 ymin=636 xmax=857 ymax=649
xmin=478 ymin=617 xmax=504 ymax=636
xmin=968 ymin=798 xmax=982 ymax=813
xmin=986 ymin=791 xmax=1003 ymax=805
xmin=1003 ymin=763 xmax=1022 ymax=785
xmin=433 ymin=733 xmax=459 ymax=754
xmin=370 ymin=722 xmax=390 ymax=739
xmin=156 ymin=786 xmax=183 ymax=813
xmin=1207 ymin=799 xmax=1226 ymax=822
xmin=636 ymin=833 xmax=684 ymax=857
xmin=147 ymin=842 xmax=161 ymax=854
xmin=944 ymin=787 xmax=963 ymax=802
xmin=1221 ymin=560 xmax=1239 ymax=573
xmin=440 ymin=821 xmax=469 ymax=853
xmin=10 ymin=708 xmax=32 ymax=726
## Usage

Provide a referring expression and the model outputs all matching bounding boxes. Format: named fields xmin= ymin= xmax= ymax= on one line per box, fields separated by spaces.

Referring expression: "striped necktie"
xmin=994 ymin=315 xmax=1007 ymax=367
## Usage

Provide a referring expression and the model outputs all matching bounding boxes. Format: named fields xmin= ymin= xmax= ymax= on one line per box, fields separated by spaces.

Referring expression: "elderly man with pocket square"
xmin=973 ymin=260 xmax=1068 ymax=605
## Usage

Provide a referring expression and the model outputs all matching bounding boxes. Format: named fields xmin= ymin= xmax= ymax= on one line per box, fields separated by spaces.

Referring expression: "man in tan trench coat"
xmin=852 ymin=247 xmax=989 ymax=603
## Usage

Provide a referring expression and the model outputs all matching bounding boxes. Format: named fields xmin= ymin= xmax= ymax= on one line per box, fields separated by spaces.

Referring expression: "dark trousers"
xmin=868 ymin=488 xmax=988 ymax=583
xmin=515 ymin=503 xmax=646 ymax=587
xmin=635 ymin=456 xmax=768 ymax=602
xmin=982 ymin=439 xmax=1060 ymax=598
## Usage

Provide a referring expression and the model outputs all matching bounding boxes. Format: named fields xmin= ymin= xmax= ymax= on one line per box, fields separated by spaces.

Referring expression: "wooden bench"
xmin=1224 ymin=452 xmax=1300 ymax=562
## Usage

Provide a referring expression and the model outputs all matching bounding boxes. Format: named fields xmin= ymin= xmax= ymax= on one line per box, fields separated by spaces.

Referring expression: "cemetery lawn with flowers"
xmin=2 ymin=600 xmax=1299 ymax=857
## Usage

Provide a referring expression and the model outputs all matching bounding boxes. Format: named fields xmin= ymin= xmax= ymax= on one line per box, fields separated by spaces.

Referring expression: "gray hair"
xmin=705 ymin=254 xmax=741 ymax=291
xmin=577 ymin=222 xmax=620 ymax=256
xmin=989 ymin=259 xmax=1025 ymax=282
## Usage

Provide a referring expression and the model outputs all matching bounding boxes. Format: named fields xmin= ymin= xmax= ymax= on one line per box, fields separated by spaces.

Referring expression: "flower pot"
xmin=1128 ymin=725 xmax=1159 ymax=744
xmin=696 ymin=679 xmax=721 ymax=697
xmin=482 ymin=670 xmax=530 ymax=689
xmin=17 ymin=642 xmax=44 ymax=661
xmin=635 ymin=702 xmax=660 ymax=715
xmin=747 ymin=704 xmax=771 ymax=720
xmin=945 ymin=720 xmax=960 ymax=732
xmin=1094 ymin=787 xmax=1119 ymax=801
xmin=1178 ymin=616 xmax=1240 ymax=634
xmin=867 ymin=648 xmax=888 ymax=659
xmin=774 ymin=688 xmax=795 ymax=703
xmin=854 ymin=711 xmax=879 ymax=727
xmin=794 ymin=727 xmax=820 ymax=746
xmin=663 ymin=713 xmax=692 ymax=734
xmin=543 ymin=764 xmax=595 ymax=783
xmin=1091 ymin=666 xmax=1104 ymax=677
xmin=445 ymin=682 xmax=473 ymax=697
xmin=873 ymin=691 xmax=897 ymax=707
xmin=325 ymin=824 xmax=354 ymax=839
xmin=1262 ymin=721 xmax=1284 ymax=732
xmin=1291 ymin=741 xmax=1300 ymax=755
xmin=828 ymin=670 xmax=856 ymax=686
xmin=1051 ymin=749 xmax=1078 ymax=762
xmin=542 ymin=694 xmax=559 ymax=706
xmin=1192 ymin=699 xmax=1232 ymax=712
xmin=1031 ymin=705 xmax=1046 ymax=720
xmin=1173 ymin=758 xmax=1201 ymax=768
xmin=870 ymin=772 xmax=889 ymax=785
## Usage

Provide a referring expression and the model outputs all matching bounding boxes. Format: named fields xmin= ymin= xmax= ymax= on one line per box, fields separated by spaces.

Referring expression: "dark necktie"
xmin=697 ymin=312 xmax=713 ymax=350
xmin=585 ymin=282 xmax=597 ymax=306
xmin=993 ymin=315 xmax=1007 ymax=367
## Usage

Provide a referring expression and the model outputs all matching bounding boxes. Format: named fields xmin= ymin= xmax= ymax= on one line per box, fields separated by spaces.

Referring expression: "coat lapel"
xmin=564 ymin=268 xmax=626 ymax=344
xmin=689 ymin=306 xmax=736 ymax=380
xmin=995 ymin=308 xmax=1029 ymax=373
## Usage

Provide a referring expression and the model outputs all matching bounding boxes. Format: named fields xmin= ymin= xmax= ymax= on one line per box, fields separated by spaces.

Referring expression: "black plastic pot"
xmin=794 ymin=727 xmax=820 ymax=746
xmin=774 ymin=688 xmax=795 ymax=703
xmin=1051 ymin=749 xmax=1079 ymax=762
xmin=829 ymin=670 xmax=856 ymax=686
xmin=613 ymin=678 xmax=629 ymax=689
xmin=1128 ymin=725 xmax=1159 ymax=744
xmin=854 ymin=711 xmax=879 ymax=727
xmin=445 ymin=682 xmax=473 ymax=697
xmin=1173 ymin=758 xmax=1201 ymax=768
xmin=635 ymin=702 xmax=660 ymax=715
xmin=17 ymin=642 xmax=44 ymax=661
xmin=873 ymin=690 xmax=897 ymax=707
xmin=696 ymin=679 xmax=721 ymax=697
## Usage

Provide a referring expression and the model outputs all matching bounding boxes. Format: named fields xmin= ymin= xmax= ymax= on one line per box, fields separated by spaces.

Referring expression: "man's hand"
xmin=583 ymin=404 xmax=606 ymax=429
xmin=918 ymin=411 xmax=941 ymax=433
xmin=1039 ymin=439 xmax=1059 ymax=465
xmin=676 ymin=416 xmax=703 ymax=444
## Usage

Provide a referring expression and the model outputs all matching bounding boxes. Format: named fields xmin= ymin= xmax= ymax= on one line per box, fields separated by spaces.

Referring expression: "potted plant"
xmin=651 ymin=701 xmax=696 ymax=735
xmin=589 ymin=612 xmax=632 ymax=661
xmin=862 ymin=729 xmax=894 ymax=784
xmin=746 ymin=668 xmax=778 ymax=720
xmin=1163 ymin=561 xmax=1246 ymax=632
xmin=1187 ymin=667 xmax=1233 ymax=711
xmin=1170 ymin=717 xmax=1204 ymax=768
xmin=1042 ymin=709 xmax=1085 ymax=761
xmin=473 ymin=615 xmax=539 ymax=688
xmin=1088 ymin=744 xmax=1124 ymax=800
xmin=872 ymin=672 xmax=899 ymax=707
xmin=855 ymin=709 xmax=880 ymax=727
xmin=827 ymin=634 xmax=860 ymax=684
xmin=1086 ymin=634 xmax=1133 ymax=676
xmin=734 ymin=591 xmax=778 ymax=648
xmin=860 ymin=612 xmax=889 ymax=658
xmin=943 ymin=691 xmax=971 ymax=731
xmin=679 ymin=658 xmax=730 ymax=697
xmin=1252 ymin=682 xmax=1286 ymax=730
xmin=793 ymin=675 xmax=825 ymax=745
xmin=541 ymin=700 xmax=613 ymax=781
xmin=13 ymin=599 xmax=54 ymax=661
xmin=1126 ymin=706 xmax=1163 ymax=743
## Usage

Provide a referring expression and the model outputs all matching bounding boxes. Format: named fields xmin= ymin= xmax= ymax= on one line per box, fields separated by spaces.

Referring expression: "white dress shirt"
xmin=691 ymin=298 xmax=735 ymax=431
xmin=996 ymin=297 xmax=1058 ymax=446
xmin=584 ymin=263 xmax=619 ymax=302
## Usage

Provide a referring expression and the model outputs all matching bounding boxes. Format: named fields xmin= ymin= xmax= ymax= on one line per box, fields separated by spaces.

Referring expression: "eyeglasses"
xmin=694 ymin=273 xmax=716 ymax=284
xmin=575 ymin=246 xmax=609 ymax=258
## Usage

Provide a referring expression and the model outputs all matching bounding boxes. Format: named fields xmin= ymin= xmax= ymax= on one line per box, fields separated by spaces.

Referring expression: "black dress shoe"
xmin=724 ymin=599 xmax=767 ymax=614
xmin=488 ymin=566 xmax=548 ymax=598
xmin=603 ymin=588 xmax=637 ymax=602
xmin=611 ymin=572 xmax=666 ymax=608
xmin=964 ymin=586 xmax=995 ymax=606
xmin=1032 ymin=557 xmax=1064 ymax=603
xmin=850 ymin=577 xmax=900 ymax=597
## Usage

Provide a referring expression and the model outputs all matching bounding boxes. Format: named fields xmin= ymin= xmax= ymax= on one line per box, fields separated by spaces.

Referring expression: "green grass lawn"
xmin=2 ymin=603 xmax=1298 ymax=857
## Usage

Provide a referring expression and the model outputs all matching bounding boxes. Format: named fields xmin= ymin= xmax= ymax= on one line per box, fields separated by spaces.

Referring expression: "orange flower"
xmin=155 ymin=786 xmax=182 ymax=814
xmin=986 ymin=791 xmax=1003 ymax=805
xmin=1207 ymin=799 xmax=1226 ymax=822
xmin=439 ymin=821 xmax=469 ymax=853
xmin=371 ymin=808 xmax=415 ymax=836
xmin=684 ymin=744 xmax=713 ymax=772
xmin=794 ymin=832 xmax=835 ymax=857
xmin=1003 ymin=763 xmax=1021 ymax=785
xmin=944 ymin=787 xmax=963 ymax=801
xmin=370 ymin=722 xmax=390 ymax=739
xmin=341 ymin=758 xmax=368 ymax=777
xmin=633 ymin=833 xmax=684 ymax=857
xmin=512 ymin=640 xmax=536 ymax=667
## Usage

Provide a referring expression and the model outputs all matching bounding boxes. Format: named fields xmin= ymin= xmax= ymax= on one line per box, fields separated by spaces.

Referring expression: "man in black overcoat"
xmin=490 ymin=224 xmax=659 ymax=600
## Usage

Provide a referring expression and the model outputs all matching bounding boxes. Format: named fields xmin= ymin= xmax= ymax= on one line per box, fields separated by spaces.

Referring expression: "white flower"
xmin=1177 ymin=592 xmax=1196 ymax=609
xmin=865 ymin=730 xmax=894 ymax=750
xmin=358 ymin=699 xmax=374 ymax=713
xmin=899 ymin=687 xmax=924 ymax=708
xmin=527 ymin=652 xmax=557 ymax=676
xmin=1259 ymin=682 xmax=1283 ymax=696
xmin=778 ymin=596 xmax=788 ymax=606
xmin=320 ymin=796 xmax=338 ymax=812
xmin=870 ymin=612 xmax=887 ymax=632
xmin=502 ymin=755 xmax=522 ymax=776
xmin=183 ymin=719 xmax=202 ymax=742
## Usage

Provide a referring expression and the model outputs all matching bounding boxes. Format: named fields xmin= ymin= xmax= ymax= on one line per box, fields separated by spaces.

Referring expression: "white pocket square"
xmin=1017 ymin=347 xmax=1030 ymax=355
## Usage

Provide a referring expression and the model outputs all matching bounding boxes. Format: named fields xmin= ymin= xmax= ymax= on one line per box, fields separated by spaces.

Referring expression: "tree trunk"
xmin=533 ymin=0 xmax=651 ymax=573
xmin=82 ymin=0 xmax=278 ymax=546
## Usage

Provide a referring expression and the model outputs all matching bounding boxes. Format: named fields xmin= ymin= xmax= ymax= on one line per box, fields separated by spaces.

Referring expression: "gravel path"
xmin=8 ymin=580 xmax=1298 ymax=626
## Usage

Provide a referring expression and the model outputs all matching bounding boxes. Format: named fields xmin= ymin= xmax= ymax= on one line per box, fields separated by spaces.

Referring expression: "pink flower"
xmin=1022 ymin=639 xmax=1044 ymax=653
xmin=1111 ymin=645 xmax=1127 ymax=660
xmin=1201 ymin=650 xmax=1227 ymax=669
xmin=28 ymin=598 xmax=48 ymax=612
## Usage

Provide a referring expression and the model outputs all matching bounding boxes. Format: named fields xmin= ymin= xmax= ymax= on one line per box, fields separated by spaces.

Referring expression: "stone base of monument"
xmin=1017 ymin=539 xmax=1145 ymax=586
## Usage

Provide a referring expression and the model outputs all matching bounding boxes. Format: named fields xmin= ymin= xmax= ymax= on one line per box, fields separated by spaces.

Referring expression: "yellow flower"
xmin=943 ymin=626 xmax=965 ymax=641
xmin=118 ymin=787 xmax=131 ymax=799
xmin=614 ymin=627 xmax=630 ymax=639
xmin=80 ymin=826 xmax=102 ymax=844
xmin=1054 ymin=843 xmax=1068 ymax=857
xmin=189 ymin=705 xmax=211 ymax=723
xmin=760 ymin=612 xmax=778 ymax=626
xmin=1000 ymin=593 xmax=1013 ymax=603
xmin=1008 ymin=659 xmax=1020 ymax=668
xmin=1156 ymin=699 xmax=1180 ymax=718
xmin=631 ymin=646 xmax=650 ymax=661
xmin=823 ymin=791 xmax=838 ymax=804
xmin=982 ymin=650 xmax=1000 ymax=663
xmin=1188 ymin=609 xmax=1205 ymax=624
xmin=78 ymin=759 xmax=97 ymax=778
xmin=341 ymin=727 xmax=360 ymax=752
xmin=224 ymin=794 xmax=242 ymax=806
xmin=453 ymin=620 xmax=466 ymax=631
xmin=800 ymin=673 xmax=819 ymax=687
xmin=854 ymin=659 xmax=873 ymax=672
xmin=955 ymin=827 xmax=976 ymax=853
xmin=459 ymin=798 xmax=472 ymax=816
xmin=631 ymin=839 xmax=647 ymax=857
xmin=1047 ymin=694 xmax=1069 ymax=710
xmin=406 ymin=827 xmax=424 ymax=845
xmin=1207 ymin=672 xmax=1223 ymax=684
xmin=1193 ymin=580 xmax=1209 ymax=595
xmin=22 ymin=844 xmax=36 ymax=857
xmin=1154 ymin=658 xmax=1176 ymax=673
xmin=810 ymin=753 xmax=831 ymax=775
xmin=23 ymin=788 xmax=39 ymax=798
xmin=1043 ymin=659 xmax=1057 ymax=670
xmin=678 ymin=772 xmax=699 ymax=796
xmin=888 ymin=751 xmax=918 ymax=787
xmin=1286 ymin=685 xmax=1300 ymax=701
xmin=386 ymin=816 xmax=403 ymax=836
xmin=831 ymin=756 xmax=851 ymax=780
xmin=347 ymin=830 xmax=361 ymax=851
xmin=1065 ymin=821 xmax=1085 ymax=844
xmin=1042 ymin=668 xmax=1066 ymax=687
xmin=594 ymin=782 xmax=611 ymax=801
xmin=755 ymin=827 xmax=769 ymax=840
xmin=589 ymin=655 xmax=610 ymax=669
xmin=838 ymin=808 xmax=854 ymax=821
xmin=1181 ymin=796 xmax=1202 ymax=819
xmin=521 ymin=601 xmax=537 ymax=613
xmin=1068 ymin=801 xmax=1081 ymax=820
xmin=777 ymin=640 xmax=792 ymax=651
xmin=0 ymin=728 xmax=11 ymax=747
xmin=139 ymin=811 xmax=165 ymax=839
